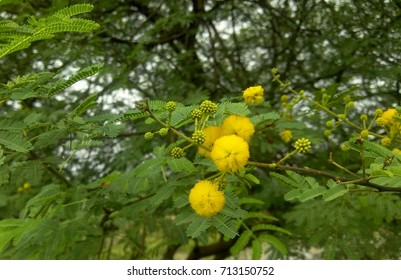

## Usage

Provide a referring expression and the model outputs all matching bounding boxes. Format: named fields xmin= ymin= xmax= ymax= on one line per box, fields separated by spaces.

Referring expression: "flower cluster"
xmin=189 ymin=180 xmax=225 ymax=217
xmin=221 ymin=115 xmax=255 ymax=142
xmin=376 ymin=108 xmax=398 ymax=127
xmin=376 ymin=108 xmax=401 ymax=142
xmin=243 ymin=85 xmax=264 ymax=105
xmin=198 ymin=126 xmax=222 ymax=157
xmin=210 ymin=135 xmax=250 ymax=172
xmin=197 ymin=114 xmax=255 ymax=172
xmin=280 ymin=130 xmax=293 ymax=143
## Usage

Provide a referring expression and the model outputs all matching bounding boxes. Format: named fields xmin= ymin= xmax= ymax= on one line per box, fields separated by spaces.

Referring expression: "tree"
xmin=1 ymin=0 xmax=401 ymax=260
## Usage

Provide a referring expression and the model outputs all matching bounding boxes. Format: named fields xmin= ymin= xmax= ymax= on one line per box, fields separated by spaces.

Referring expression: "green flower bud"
xmin=159 ymin=128 xmax=169 ymax=137
xmin=144 ymin=132 xmax=154 ymax=140
xmin=165 ymin=101 xmax=177 ymax=112
xmin=343 ymin=95 xmax=352 ymax=103
xmin=326 ymin=120 xmax=334 ymax=128
xmin=360 ymin=114 xmax=368 ymax=121
xmin=347 ymin=101 xmax=355 ymax=108
xmin=360 ymin=130 xmax=369 ymax=139
xmin=199 ymin=100 xmax=217 ymax=115
xmin=338 ymin=114 xmax=346 ymax=121
xmin=190 ymin=109 xmax=203 ymax=120
xmin=294 ymin=138 xmax=312 ymax=153
xmin=323 ymin=130 xmax=332 ymax=137
xmin=281 ymin=95 xmax=289 ymax=102
xmin=340 ymin=143 xmax=350 ymax=151
xmin=381 ymin=137 xmax=391 ymax=147
xmin=192 ymin=130 xmax=206 ymax=144
xmin=170 ymin=147 xmax=184 ymax=158
xmin=374 ymin=109 xmax=383 ymax=117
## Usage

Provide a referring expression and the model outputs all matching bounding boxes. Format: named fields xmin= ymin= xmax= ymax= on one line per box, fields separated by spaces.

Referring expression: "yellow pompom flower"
xmin=243 ymin=85 xmax=264 ymax=105
xmin=376 ymin=108 xmax=399 ymax=127
xmin=221 ymin=115 xmax=255 ymax=142
xmin=198 ymin=126 xmax=222 ymax=157
xmin=189 ymin=180 xmax=225 ymax=217
xmin=392 ymin=148 xmax=401 ymax=155
xmin=210 ymin=135 xmax=250 ymax=172
xmin=280 ymin=130 xmax=293 ymax=143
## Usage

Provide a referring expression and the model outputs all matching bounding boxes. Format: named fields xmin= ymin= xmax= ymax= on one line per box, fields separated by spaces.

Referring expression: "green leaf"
xmin=284 ymin=189 xmax=302 ymax=201
xmin=220 ymin=102 xmax=251 ymax=116
xmin=252 ymin=238 xmax=263 ymax=260
xmin=52 ymin=3 xmax=94 ymax=17
xmin=323 ymin=181 xmax=348 ymax=201
xmin=212 ymin=215 xmax=238 ymax=239
xmin=250 ymin=112 xmax=281 ymax=125
xmin=49 ymin=64 xmax=103 ymax=96
xmin=239 ymin=197 xmax=265 ymax=205
xmin=175 ymin=209 xmax=195 ymax=225
xmin=150 ymin=182 xmax=177 ymax=206
xmin=166 ymin=157 xmax=196 ymax=173
xmin=186 ymin=216 xmax=211 ymax=238
xmin=23 ymin=160 xmax=44 ymax=185
xmin=259 ymin=234 xmax=288 ymax=255
xmin=230 ymin=230 xmax=252 ymax=255
xmin=298 ymin=186 xmax=326 ymax=202
xmin=243 ymin=173 xmax=260 ymax=185
xmin=270 ymin=172 xmax=299 ymax=189
xmin=174 ymin=194 xmax=189 ymax=208
xmin=0 ymin=116 xmax=26 ymax=132
xmin=34 ymin=128 xmax=66 ymax=149
xmin=252 ymin=224 xmax=292 ymax=236
xmin=0 ymin=131 xmax=32 ymax=152
xmin=245 ymin=212 xmax=279 ymax=222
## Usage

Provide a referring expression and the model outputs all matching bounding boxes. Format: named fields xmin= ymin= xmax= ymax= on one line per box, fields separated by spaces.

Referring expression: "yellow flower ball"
xmin=392 ymin=148 xmax=401 ymax=155
xmin=376 ymin=108 xmax=399 ymax=127
xmin=189 ymin=180 xmax=225 ymax=217
xmin=243 ymin=85 xmax=264 ymax=105
xmin=198 ymin=126 xmax=222 ymax=157
xmin=280 ymin=130 xmax=293 ymax=143
xmin=221 ymin=115 xmax=255 ymax=142
xmin=210 ymin=135 xmax=250 ymax=172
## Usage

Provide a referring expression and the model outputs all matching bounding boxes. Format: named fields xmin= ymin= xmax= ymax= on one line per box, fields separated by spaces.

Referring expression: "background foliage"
xmin=1 ymin=0 xmax=401 ymax=259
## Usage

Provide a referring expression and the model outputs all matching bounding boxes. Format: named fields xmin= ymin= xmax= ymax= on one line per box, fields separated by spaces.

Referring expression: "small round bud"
xmin=190 ymin=109 xmax=203 ymax=120
xmin=374 ymin=109 xmax=383 ymax=117
xmin=340 ymin=143 xmax=350 ymax=151
xmin=165 ymin=101 xmax=177 ymax=112
xmin=321 ymin=88 xmax=327 ymax=94
xmin=347 ymin=101 xmax=355 ymax=108
xmin=170 ymin=147 xmax=184 ymax=158
xmin=343 ymin=96 xmax=352 ymax=103
xmin=281 ymin=95 xmax=289 ymax=102
xmin=326 ymin=120 xmax=334 ymax=128
xmin=338 ymin=114 xmax=346 ymax=121
xmin=381 ymin=137 xmax=391 ymax=147
xmin=158 ymin=128 xmax=169 ymax=137
xmin=360 ymin=130 xmax=369 ymax=139
xmin=294 ymin=138 xmax=312 ymax=153
xmin=23 ymin=182 xmax=31 ymax=189
xmin=323 ymin=130 xmax=332 ymax=137
xmin=18 ymin=187 xmax=24 ymax=193
xmin=135 ymin=101 xmax=148 ymax=112
xmin=192 ymin=130 xmax=206 ymax=144
xmin=298 ymin=90 xmax=305 ymax=96
xmin=199 ymin=100 xmax=217 ymax=115
xmin=360 ymin=114 xmax=368 ymax=121
xmin=144 ymin=132 xmax=154 ymax=140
